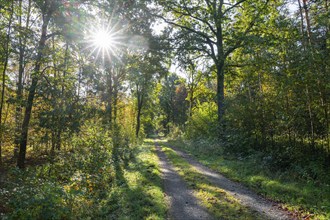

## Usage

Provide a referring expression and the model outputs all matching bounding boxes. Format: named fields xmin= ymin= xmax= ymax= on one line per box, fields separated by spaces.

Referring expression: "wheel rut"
xmin=155 ymin=144 xmax=214 ymax=220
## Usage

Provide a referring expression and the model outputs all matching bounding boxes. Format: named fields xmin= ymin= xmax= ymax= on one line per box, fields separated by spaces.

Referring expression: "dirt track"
xmin=155 ymin=145 xmax=214 ymax=220
xmin=156 ymin=142 xmax=294 ymax=220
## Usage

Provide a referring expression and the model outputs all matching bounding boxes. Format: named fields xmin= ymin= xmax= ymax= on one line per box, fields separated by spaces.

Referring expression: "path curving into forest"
xmin=164 ymin=143 xmax=295 ymax=220
xmin=155 ymin=144 xmax=214 ymax=220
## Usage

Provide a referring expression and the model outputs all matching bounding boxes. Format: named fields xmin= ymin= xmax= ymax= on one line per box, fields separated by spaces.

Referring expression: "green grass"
xmin=166 ymin=139 xmax=330 ymax=220
xmin=109 ymin=141 xmax=168 ymax=220
xmin=158 ymin=141 xmax=262 ymax=220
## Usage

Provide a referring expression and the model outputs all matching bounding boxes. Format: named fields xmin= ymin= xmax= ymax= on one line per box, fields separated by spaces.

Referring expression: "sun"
xmin=84 ymin=22 xmax=125 ymax=62
xmin=92 ymin=29 xmax=114 ymax=50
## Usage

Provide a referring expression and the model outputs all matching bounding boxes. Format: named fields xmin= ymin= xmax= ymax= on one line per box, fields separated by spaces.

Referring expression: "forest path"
xmin=159 ymin=142 xmax=294 ymax=220
xmin=155 ymin=143 xmax=214 ymax=220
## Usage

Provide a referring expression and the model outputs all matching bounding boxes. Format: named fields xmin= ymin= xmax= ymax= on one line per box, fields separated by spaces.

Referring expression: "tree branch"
xmin=224 ymin=0 xmax=270 ymax=58
xmin=223 ymin=0 xmax=248 ymax=15
xmin=155 ymin=14 xmax=216 ymax=45
xmin=46 ymin=31 xmax=61 ymax=40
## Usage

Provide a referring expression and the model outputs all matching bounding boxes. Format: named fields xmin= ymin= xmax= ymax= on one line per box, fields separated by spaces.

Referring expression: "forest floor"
xmin=0 ymin=140 xmax=168 ymax=219
xmin=153 ymin=139 xmax=294 ymax=220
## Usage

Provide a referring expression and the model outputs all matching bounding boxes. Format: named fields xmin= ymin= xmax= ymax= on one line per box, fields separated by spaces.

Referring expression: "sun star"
xmin=84 ymin=21 xmax=125 ymax=62
xmin=92 ymin=29 xmax=114 ymax=50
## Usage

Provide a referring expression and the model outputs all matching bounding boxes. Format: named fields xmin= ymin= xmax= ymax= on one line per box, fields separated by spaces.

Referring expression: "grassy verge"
xmin=166 ymin=139 xmax=330 ymax=220
xmin=109 ymin=141 xmax=167 ymax=220
xmin=0 ymin=137 xmax=167 ymax=219
xmin=158 ymin=141 xmax=262 ymax=220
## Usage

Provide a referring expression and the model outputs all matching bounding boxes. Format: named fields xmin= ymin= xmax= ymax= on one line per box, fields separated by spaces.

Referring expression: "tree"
xmin=128 ymin=50 xmax=166 ymax=137
xmin=156 ymin=0 xmax=273 ymax=132
xmin=0 ymin=0 xmax=14 ymax=166
xmin=14 ymin=0 xmax=32 ymax=159
xmin=17 ymin=0 xmax=75 ymax=168
xmin=159 ymin=73 xmax=188 ymax=134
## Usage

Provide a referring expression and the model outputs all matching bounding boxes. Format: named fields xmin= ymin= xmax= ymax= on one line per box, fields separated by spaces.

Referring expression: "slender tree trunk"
xmin=258 ymin=70 xmax=266 ymax=147
xmin=136 ymin=86 xmax=143 ymax=137
xmin=136 ymin=107 xmax=141 ymax=137
xmin=0 ymin=0 xmax=14 ymax=166
xmin=286 ymin=94 xmax=292 ymax=142
xmin=216 ymin=62 xmax=225 ymax=131
xmin=325 ymin=0 xmax=330 ymax=152
xmin=106 ymin=68 xmax=113 ymax=127
xmin=113 ymin=73 xmax=119 ymax=123
xmin=189 ymin=88 xmax=194 ymax=117
xmin=188 ymin=64 xmax=196 ymax=117
xmin=297 ymin=0 xmax=307 ymax=49
xmin=14 ymin=0 xmax=31 ymax=159
xmin=51 ymin=130 xmax=55 ymax=156
xmin=55 ymin=43 xmax=69 ymax=151
xmin=302 ymin=0 xmax=313 ymax=45
xmin=55 ymin=130 xmax=61 ymax=151
xmin=298 ymin=0 xmax=317 ymax=149
xmin=17 ymin=14 xmax=51 ymax=169
xmin=305 ymin=86 xmax=315 ymax=148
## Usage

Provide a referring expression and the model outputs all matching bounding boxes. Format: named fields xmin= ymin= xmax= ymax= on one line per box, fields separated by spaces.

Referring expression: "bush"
xmin=0 ymin=122 xmax=117 ymax=219
xmin=185 ymin=102 xmax=218 ymax=140
xmin=168 ymin=125 xmax=184 ymax=139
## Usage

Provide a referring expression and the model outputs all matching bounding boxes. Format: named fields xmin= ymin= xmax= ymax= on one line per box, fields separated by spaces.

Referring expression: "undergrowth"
xmin=0 ymin=126 xmax=167 ymax=219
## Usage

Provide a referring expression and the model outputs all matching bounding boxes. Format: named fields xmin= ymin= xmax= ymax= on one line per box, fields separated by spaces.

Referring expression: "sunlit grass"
xmin=112 ymin=141 xmax=167 ymax=220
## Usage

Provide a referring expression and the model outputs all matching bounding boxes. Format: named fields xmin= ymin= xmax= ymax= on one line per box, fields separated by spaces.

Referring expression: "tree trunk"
xmin=297 ymin=0 xmax=307 ymax=49
xmin=136 ymin=86 xmax=143 ymax=137
xmin=215 ymin=2 xmax=226 ymax=133
xmin=189 ymin=88 xmax=194 ymax=117
xmin=0 ymin=0 xmax=14 ymax=166
xmin=305 ymin=86 xmax=315 ymax=148
xmin=216 ymin=62 xmax=225 ymax=130
xmin=17 ymin=14 xmax=51 ymax=169
xmin=136 ymin=107 xmax=141 ymax=137
xmin=106 ymin=68 xmax=113 ymax=127
xmin=113 ymin=73 xmax=119 ymax=123
xmin=325 ymin=0 xmax=330 ymax=152
xmin=258 ymin=70 xmax=266 ymax=147
xmin=55 ymin=43 xmax=69 ymax=151
xmin=14 ymin=0 xmax=31 ymax=159
xmin=302 ymin=0 xmax=313 ymax=45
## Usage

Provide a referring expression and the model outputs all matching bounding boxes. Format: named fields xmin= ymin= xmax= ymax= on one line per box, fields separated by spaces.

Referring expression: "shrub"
xmin=185 ymin=102 xmax=218 ymax=140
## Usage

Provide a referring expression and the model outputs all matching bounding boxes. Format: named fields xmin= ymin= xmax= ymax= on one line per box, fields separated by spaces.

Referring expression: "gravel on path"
xmin=155 ymin=145 xmax=214 ymax=220
xmin=168 ymin=145 xmax=295 ymax=220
